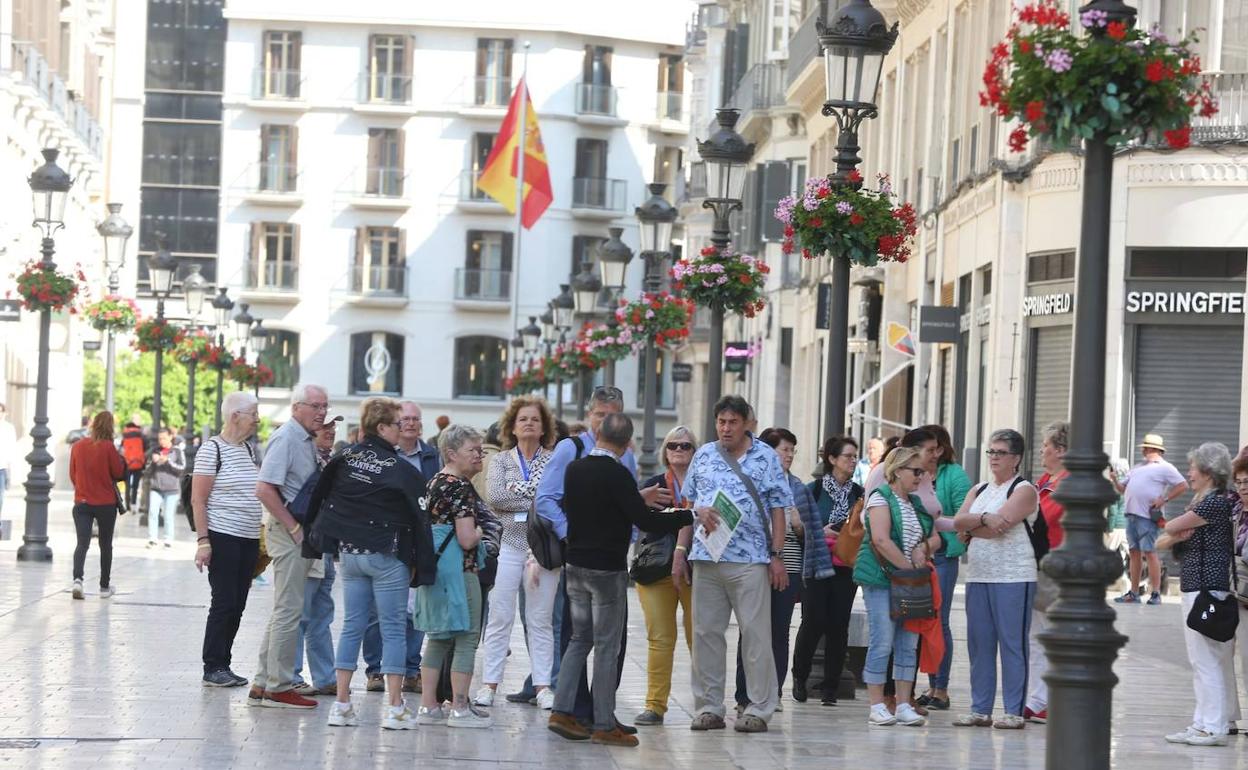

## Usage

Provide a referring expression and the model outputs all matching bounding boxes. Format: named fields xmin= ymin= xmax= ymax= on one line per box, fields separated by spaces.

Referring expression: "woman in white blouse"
xmin=475 ymin=396 xmax=559 ymax=709
xmin=952 ymin=428 xmax=1040 ymax=730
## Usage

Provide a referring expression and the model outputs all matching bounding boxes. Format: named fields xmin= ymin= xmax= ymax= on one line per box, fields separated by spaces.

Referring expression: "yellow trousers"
xmin=635 ymin=578 xmax=693 ymax=715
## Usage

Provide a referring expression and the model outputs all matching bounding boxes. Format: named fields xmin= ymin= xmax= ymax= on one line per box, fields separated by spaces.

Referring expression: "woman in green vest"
xmin=855 ymin=446 xmax=944 ymax=728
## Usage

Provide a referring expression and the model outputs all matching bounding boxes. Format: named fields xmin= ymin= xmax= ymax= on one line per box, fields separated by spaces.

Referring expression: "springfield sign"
xmin=1126 ymin=290 xmax=1246 ymax=314
xmin=1023 ymin=293 xmax=1072 ymax=317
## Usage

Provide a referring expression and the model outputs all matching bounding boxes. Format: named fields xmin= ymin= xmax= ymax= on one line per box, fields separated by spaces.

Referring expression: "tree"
xmin=83 ymin=351 xmax=221 ymax=435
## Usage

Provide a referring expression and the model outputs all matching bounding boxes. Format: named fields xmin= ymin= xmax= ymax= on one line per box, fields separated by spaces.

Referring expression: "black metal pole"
xmin=185 ymin=358 xmax=197 ymax=462
xmin=214 ymin=331 xmax=227 ymax=432
xmin=822 ymin=120 xmax=865 ymax=439
xmin=640 ymin=251 xmax=664 ymax=478
xmin=703 ymin=219 xmax=731 ymax=442
xmin=151 ymin=298 xmax=166 ymax=437
xmin=16 ymin=237 xmax=57 ymax=562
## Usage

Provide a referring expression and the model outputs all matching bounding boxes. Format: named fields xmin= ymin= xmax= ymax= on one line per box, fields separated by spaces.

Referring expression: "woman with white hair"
xmin=192 ymin=390 xmax=262 ymax=688
xmin=1162 ymin=441 xmax=1237 ymax=748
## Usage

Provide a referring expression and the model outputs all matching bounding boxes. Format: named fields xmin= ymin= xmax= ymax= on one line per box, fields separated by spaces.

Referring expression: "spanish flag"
xmin=477 ymin=78 xmax=552 ymax=229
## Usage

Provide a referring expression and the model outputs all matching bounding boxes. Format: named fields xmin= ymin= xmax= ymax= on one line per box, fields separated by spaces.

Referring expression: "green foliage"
xmin=82 ymin=351 xmax=225 ymax=435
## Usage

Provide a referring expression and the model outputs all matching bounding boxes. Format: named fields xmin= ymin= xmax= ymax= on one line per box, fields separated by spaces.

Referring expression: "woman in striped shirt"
xmin=192 ymin=390 xmax=262 ymax=688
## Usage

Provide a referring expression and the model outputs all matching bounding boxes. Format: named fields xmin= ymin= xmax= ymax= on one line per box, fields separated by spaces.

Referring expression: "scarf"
xmin=821 ymin=474 xmax=854 ymax=527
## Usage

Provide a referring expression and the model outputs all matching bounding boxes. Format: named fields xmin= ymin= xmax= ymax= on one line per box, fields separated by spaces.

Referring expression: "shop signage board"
xmin=1022 ymin=293 xmax=1073 ymax=317
xmin=918 ymin=305 xmax=960 ymax=343
xmin=671 ymin=363 xmax=693 ymax=382
xmin=1126 ymin=290 xmax=1246 ymax=314
xmin=815 ymin=283 xmax=832 ymax=330
xmin=887 ymin=322 xmax=915 ymax=356
xmin=0 ymin=300 xmax=20 ymax=322
xmin=724 ymin=341 xmax=752 ymax=374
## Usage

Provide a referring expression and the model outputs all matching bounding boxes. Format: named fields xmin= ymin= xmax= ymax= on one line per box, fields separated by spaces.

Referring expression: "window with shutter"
xmin=761 ymin=161 xmax=790 ymax=242
xmin=476 ymin=39 xmax=513 ymax=106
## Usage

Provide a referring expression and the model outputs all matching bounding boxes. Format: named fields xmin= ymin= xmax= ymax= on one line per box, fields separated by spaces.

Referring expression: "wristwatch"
xmin=769 ymin=549 xmax=783 ymax=558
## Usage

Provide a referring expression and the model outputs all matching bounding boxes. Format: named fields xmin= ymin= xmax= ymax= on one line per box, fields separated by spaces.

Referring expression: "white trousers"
xmin=1181 ymin=590 xmax=1237 ymax=735
xmin=1229 ymin=603 xmax=1248 ymax=724
xmin=1025 ymin=608 xmax=1049 ymax=713
xmin=480 ymin=542 xmax=561 ymax=687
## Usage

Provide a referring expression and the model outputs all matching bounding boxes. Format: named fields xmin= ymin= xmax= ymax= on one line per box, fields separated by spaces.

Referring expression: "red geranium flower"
xmin=1106 ymin=21 xmax=1127 ymax=40
xmin=1163 ymin=126 xmax=1191 ymax=149
xmin=846 ymin=169 xmax=863 ymax=184
xmin=1025 ymin=100 xmax=1045 ymax=123
xmin=849 ymin=213 xmax=864 ymax=226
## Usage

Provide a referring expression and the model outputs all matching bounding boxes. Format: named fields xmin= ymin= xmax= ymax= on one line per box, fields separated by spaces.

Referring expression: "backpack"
xmin=122 ymin=432 xmax=146 ymax=471
xmin=976 ymin=477 xmax=1048 ymax=564
xmin=526 ymin=435 xmax=585 ymax=571
xmin=181 ymin=437 xmax=256 ymax=531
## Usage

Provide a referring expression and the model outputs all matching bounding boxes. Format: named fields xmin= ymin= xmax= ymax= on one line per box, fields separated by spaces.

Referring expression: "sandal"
xmin=927 ymin=696 xmax=951 ymax=711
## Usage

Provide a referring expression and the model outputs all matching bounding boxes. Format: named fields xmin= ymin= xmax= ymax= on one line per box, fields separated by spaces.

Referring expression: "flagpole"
xmin=508 ymin=42 xmax=531 ymax=359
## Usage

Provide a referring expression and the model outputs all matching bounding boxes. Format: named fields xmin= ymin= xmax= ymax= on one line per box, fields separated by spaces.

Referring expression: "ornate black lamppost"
xmin=96 ymin=203 xmax=133 ymax=412
xmin=596 ymin=227 xmax=633 ymax=387
xmin=551 ymin=285 xmax=575 ymax=418
xmin=181 ymin=264 xmax=207 ymax=455
xmin=635 ymin=183 xmax=677 ymax=478
xmin=1041 ymin=3 xmax=1132 ymax=768
xmin=210 ymin=287 xmax=234 ymax=432
xmin=250 ymin=320 xmax=269 ymax=398
xmin=696 ymin=108 xmax=753 ymax=441
xmin=147 ymin=239 xmax=179 ymax=438
xmin=816 ymin=0 xmax=897 ymax=437
xmin=17 ymin=149 xmax=72 ymax=562
xmin=570 ymin=264 xmax=602 ymax=419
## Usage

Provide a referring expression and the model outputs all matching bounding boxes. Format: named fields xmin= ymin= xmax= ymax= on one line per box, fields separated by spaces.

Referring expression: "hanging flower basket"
xmin=982 ymin=2 xmax=1217 ymax=152
xmin=671 ymin=245 xmax=770 ymax=318
xmin=172 ymin=329 xmax=213 ymax=366
xmin=229 ymin=358 xmax=274 ymax=389
xmin=504 ymin=360 xmax=548 ymax=395
xmin=11 ymin=261 xmax=83 ymax=313
xmin=202 ymin=342 xmax=234 ymax=371
xmin=776 ymin=171 xmax=918 ymax=267
xmin=578 ymin=322 xmax=635 ymax=367
xmin=83 ymin=295 xmax=140 ymax=332
xmin=133 ymin=318 xmax=181 ymax=353
xmin=615 ymin=292 xmax=693 ymax=348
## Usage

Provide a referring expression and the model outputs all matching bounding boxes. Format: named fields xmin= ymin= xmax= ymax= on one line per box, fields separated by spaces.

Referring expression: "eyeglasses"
xmin=399 ymin=416 xmax=422 ymax=424
xmin=591 ymin=386 xmax=624 ymax=402
xmin=985 ymin=449 xmax=1014 ymax=457
xmin=458 ymin=446 xmax=485 ymax=456
xmin=1234 ymin=478 xmax=1248 ymax=488
xmin=667 ymin=442 xmax=695 ymax=452
xmin=900 ymin=467 xmax=926 ymax=477
xmin=298 ymin=401 xmax=329 ymax=413
xmin=838 ymin=452 xmax=859 ymax=460
xmin=379 ymin=421 xmax=400 ymax=429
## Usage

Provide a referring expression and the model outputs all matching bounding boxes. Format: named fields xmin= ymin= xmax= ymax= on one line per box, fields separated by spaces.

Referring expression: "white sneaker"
xmin=895 ymin=703 xmax=926 ymax=727
xmin=472 ymin=686 xmax=495 ymax=707
xmin=1165 ymin=726 xmax=1198 ymax=744
xmin=416 ymin=705 xmax=447 ymax=725
xmin=448 ymin=704 xmax=493 ymax=729
xmin=327 ymin=701 xmax=358 ymax=727
xmin=381 ymin=703 xmax=418 ymax=730
xmin=775 ymin=701 xmax=784 ymax=712
xmin=99 ymin=585 xmax=115 ymax=599
xmin=71 ymin=580 xmax=84 ymax=600
xmin=1185 ymin=729 xmax=1228 ymax=747
xmin=534 ymin=688 xmax=556 ymax=710
xmin=868 ymin=704 xmax=897 ymax=726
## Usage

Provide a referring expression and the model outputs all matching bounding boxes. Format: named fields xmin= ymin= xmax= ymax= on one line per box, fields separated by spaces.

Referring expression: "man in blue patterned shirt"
xmin=680 ymin=395 xmax=792 ymax=733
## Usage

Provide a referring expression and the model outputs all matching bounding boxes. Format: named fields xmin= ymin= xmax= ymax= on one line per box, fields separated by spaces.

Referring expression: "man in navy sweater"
xmin=547 ymin=413 xmax=692 ymax=747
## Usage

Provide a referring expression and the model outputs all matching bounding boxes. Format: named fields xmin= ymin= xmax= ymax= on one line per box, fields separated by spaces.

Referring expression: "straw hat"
xmin=1140 ymin=433 xmax=1166 ymax=453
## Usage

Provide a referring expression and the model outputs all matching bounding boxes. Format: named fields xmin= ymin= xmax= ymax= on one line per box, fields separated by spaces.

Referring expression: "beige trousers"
xmin=690 ymin=561 xmax=777 ymax=721
xmin=254 ymin=516 xmax=316 ymax=693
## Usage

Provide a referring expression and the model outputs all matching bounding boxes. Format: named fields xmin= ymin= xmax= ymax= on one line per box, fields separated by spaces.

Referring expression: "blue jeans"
xmin=929 ymin=553 xmax=959 ymax=690
xmin=734 ymin=574 xmax=800 ymax=705
xmin=862 ymin=584 xmax=919 ymax=685
xmin=294 ymin=555 xmax=336 ymax=688
xmin=966 ymin=581 xmax=1035 ymax=717
xmin=361 ymin=598 xmax=423 ymax=676
xmin=334 ymin=552 xmax=409 ymax=676
xmin=147 ymin=488 xmax=179 ymax=543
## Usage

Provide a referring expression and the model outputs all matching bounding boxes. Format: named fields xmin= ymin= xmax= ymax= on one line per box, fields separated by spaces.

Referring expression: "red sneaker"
xmin=262 ymin=689 xmax=318 ymax=709
xmin=1024 ymin=707 xmax=1047 ymax=724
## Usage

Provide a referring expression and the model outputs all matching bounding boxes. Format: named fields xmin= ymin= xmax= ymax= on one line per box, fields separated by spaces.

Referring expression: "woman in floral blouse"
xmin=476 ymin=396 xmax=559 ymax=709
xmin=416 ymin=425 xmax=501 ymax=729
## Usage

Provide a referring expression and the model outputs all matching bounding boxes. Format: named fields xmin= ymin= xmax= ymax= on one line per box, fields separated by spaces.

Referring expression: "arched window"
xmin=258 ymin=329 xmax=300 ymax=389
xmin=349 ymin=332 xmax=404 ymax=395
xmin=454 ymin=336 xmax=507 ymax=399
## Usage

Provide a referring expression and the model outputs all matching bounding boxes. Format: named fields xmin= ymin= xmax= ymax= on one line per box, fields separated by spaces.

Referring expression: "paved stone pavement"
xmin=1 ymin=490 xmax=1247 ymax=769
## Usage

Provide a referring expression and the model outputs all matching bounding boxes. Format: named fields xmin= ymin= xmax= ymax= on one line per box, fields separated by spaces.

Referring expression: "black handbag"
xmin=1185 ymin=520 xmax=1240 ymax=642
xmin=527 ymin=504 xmax=565 ymax=571
xmin=630 ymin=532 xmax=676 ymax=585
xmin=887 ymin=565 xmax=936 ymax=620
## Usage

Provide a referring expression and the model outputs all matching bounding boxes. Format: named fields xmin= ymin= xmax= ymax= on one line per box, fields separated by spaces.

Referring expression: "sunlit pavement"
xmin=0 ymin=490 xmax=1245 ymax=769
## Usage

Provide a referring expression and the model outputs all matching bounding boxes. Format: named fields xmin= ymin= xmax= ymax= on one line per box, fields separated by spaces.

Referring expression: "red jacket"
xmin=69 ymin=438 xmax=124 ymax=506
xmin=1037 ymin=471 xmax=1068 ymax=549
xmin=904 ymin=568 xmax=945 ymax=674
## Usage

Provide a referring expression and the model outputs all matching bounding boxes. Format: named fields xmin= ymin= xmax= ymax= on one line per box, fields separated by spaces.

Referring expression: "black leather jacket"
xmin=305 ymin=434 xmax=436 ymax=587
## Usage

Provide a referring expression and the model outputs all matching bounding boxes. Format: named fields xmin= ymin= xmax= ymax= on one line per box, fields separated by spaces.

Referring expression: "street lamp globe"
xmin=521 ymin=316 xmax=542 ymax=353
xmin=597 ymin=227 xmax=633 ymax=295
xmin=28 ymin=148 xmax=73 ymax=236
xmin=571 ymin=262 xmax=602 ymax=315
xmin=211 ymin=287 xmax=234 ymax=331
xmin=251 ymin=319 xmax=270 ymax=355
xmin=697 ymin=109 xmax=755 ymax=204
xmin=818 ymin=0 xmax=899 ymax=114
xmin=635 ymin=183 xmax=678 ymax=255
xmin=96 ymin=202 xmax=133 ymax=274
xmin=148 ymin=238 xmax=179 ymax=297
xmin=183 ymin=263 xmax=208 ymax=320
xmin=552 ymin=284 xmax=576 ymax=331
xmin=540 ymin=307 xmax=556 ymax=343
xmin=233 ymin=302 xmax=254 ymax=343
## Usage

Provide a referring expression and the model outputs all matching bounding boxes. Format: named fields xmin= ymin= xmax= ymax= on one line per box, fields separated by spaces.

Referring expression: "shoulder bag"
xmin=866 ymin=490 xmax=936 ymax=621
xmin=713 ymin=442 xmax=771 ymax=531
xmin=1185 ymin=506 xmax=1240 ymax=642
xmin=630 ymin=471 xmax=679 ymax=585
xmin=527 ymin=436 xmax=584 ymax=571
xmin=832 ymin=497 xmax=866 ymax=566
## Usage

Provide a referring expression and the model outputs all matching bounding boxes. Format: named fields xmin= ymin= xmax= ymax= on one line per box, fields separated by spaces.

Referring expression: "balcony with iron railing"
xmin=454 ymin=268 xmax=511 ymax=306
xmin=8 ymin=42 xmax=104 ymax=158
xmin=1193 ymin=72 xmax=1248 ymax=141
xmin=685 ymin=3 xmax=728 ymax=53
xmin=242 ymin=259 xmax=299 ymax=296
xmin=456 ymin=170 xmax=510 ymax=212
xmin=340 ymin=166 xmax=408 ymax=209
xmin=715 ymin=62 xmax=788 ymax=138
xmin=241 ymin=161 xmax=303 ymax=204
xmin=472 ymin=76 xmax=512 ymax=108
xmin=786 ymin=9 xmax=822 ymax=90
xmin=356 ymin=71 xmax=414 ymax=109
xmin=576 ymin=82 xmax=619 ymax=118
xmin=347 ymin=264 xmax=408 ymax=305
xmin=253 ymin=67 xmax=305 ymax=101
xmin=656 ymin=90 xmax=684 ymax=123
xmin=682 ymin=161 xmax=708 ymax=202
xmin=571 ymin=177 xmax=627 ymax=216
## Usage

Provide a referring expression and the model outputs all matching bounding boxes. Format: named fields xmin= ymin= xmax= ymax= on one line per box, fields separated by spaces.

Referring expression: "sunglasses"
xmin=985 ymin=449 xmax=1015 ymax=457
xmin=667 ymin=442 xmax=695 ymax=452
xmin=900 ymin=467 xmax=926 ymax=477
xmin=592 ymin=386 xmax=624 ymax=402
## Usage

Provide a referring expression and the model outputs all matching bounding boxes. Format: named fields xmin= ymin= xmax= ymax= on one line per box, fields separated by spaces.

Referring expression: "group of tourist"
xmin=60 ymin=381 xmax=1248 ymax=749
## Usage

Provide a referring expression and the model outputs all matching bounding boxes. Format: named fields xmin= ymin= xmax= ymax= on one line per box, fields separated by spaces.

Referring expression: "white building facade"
xmin=216 ymin=0 xmax=695 ymax=430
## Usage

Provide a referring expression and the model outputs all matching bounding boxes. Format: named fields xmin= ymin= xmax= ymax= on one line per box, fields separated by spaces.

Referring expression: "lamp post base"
xmin=16 ymin=541 xmax=53 ymax=562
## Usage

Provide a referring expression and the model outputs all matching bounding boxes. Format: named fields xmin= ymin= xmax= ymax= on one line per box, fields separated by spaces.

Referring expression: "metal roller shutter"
xmin=1133 ymin=324 xmax=1243 ymax=507
xmin=1028 ymin=326 xmax=1073 ymax=477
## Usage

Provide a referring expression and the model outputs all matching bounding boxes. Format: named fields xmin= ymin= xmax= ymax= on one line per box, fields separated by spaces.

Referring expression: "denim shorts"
xmin=1125 ymin=515 xmax=1158 ymax=553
